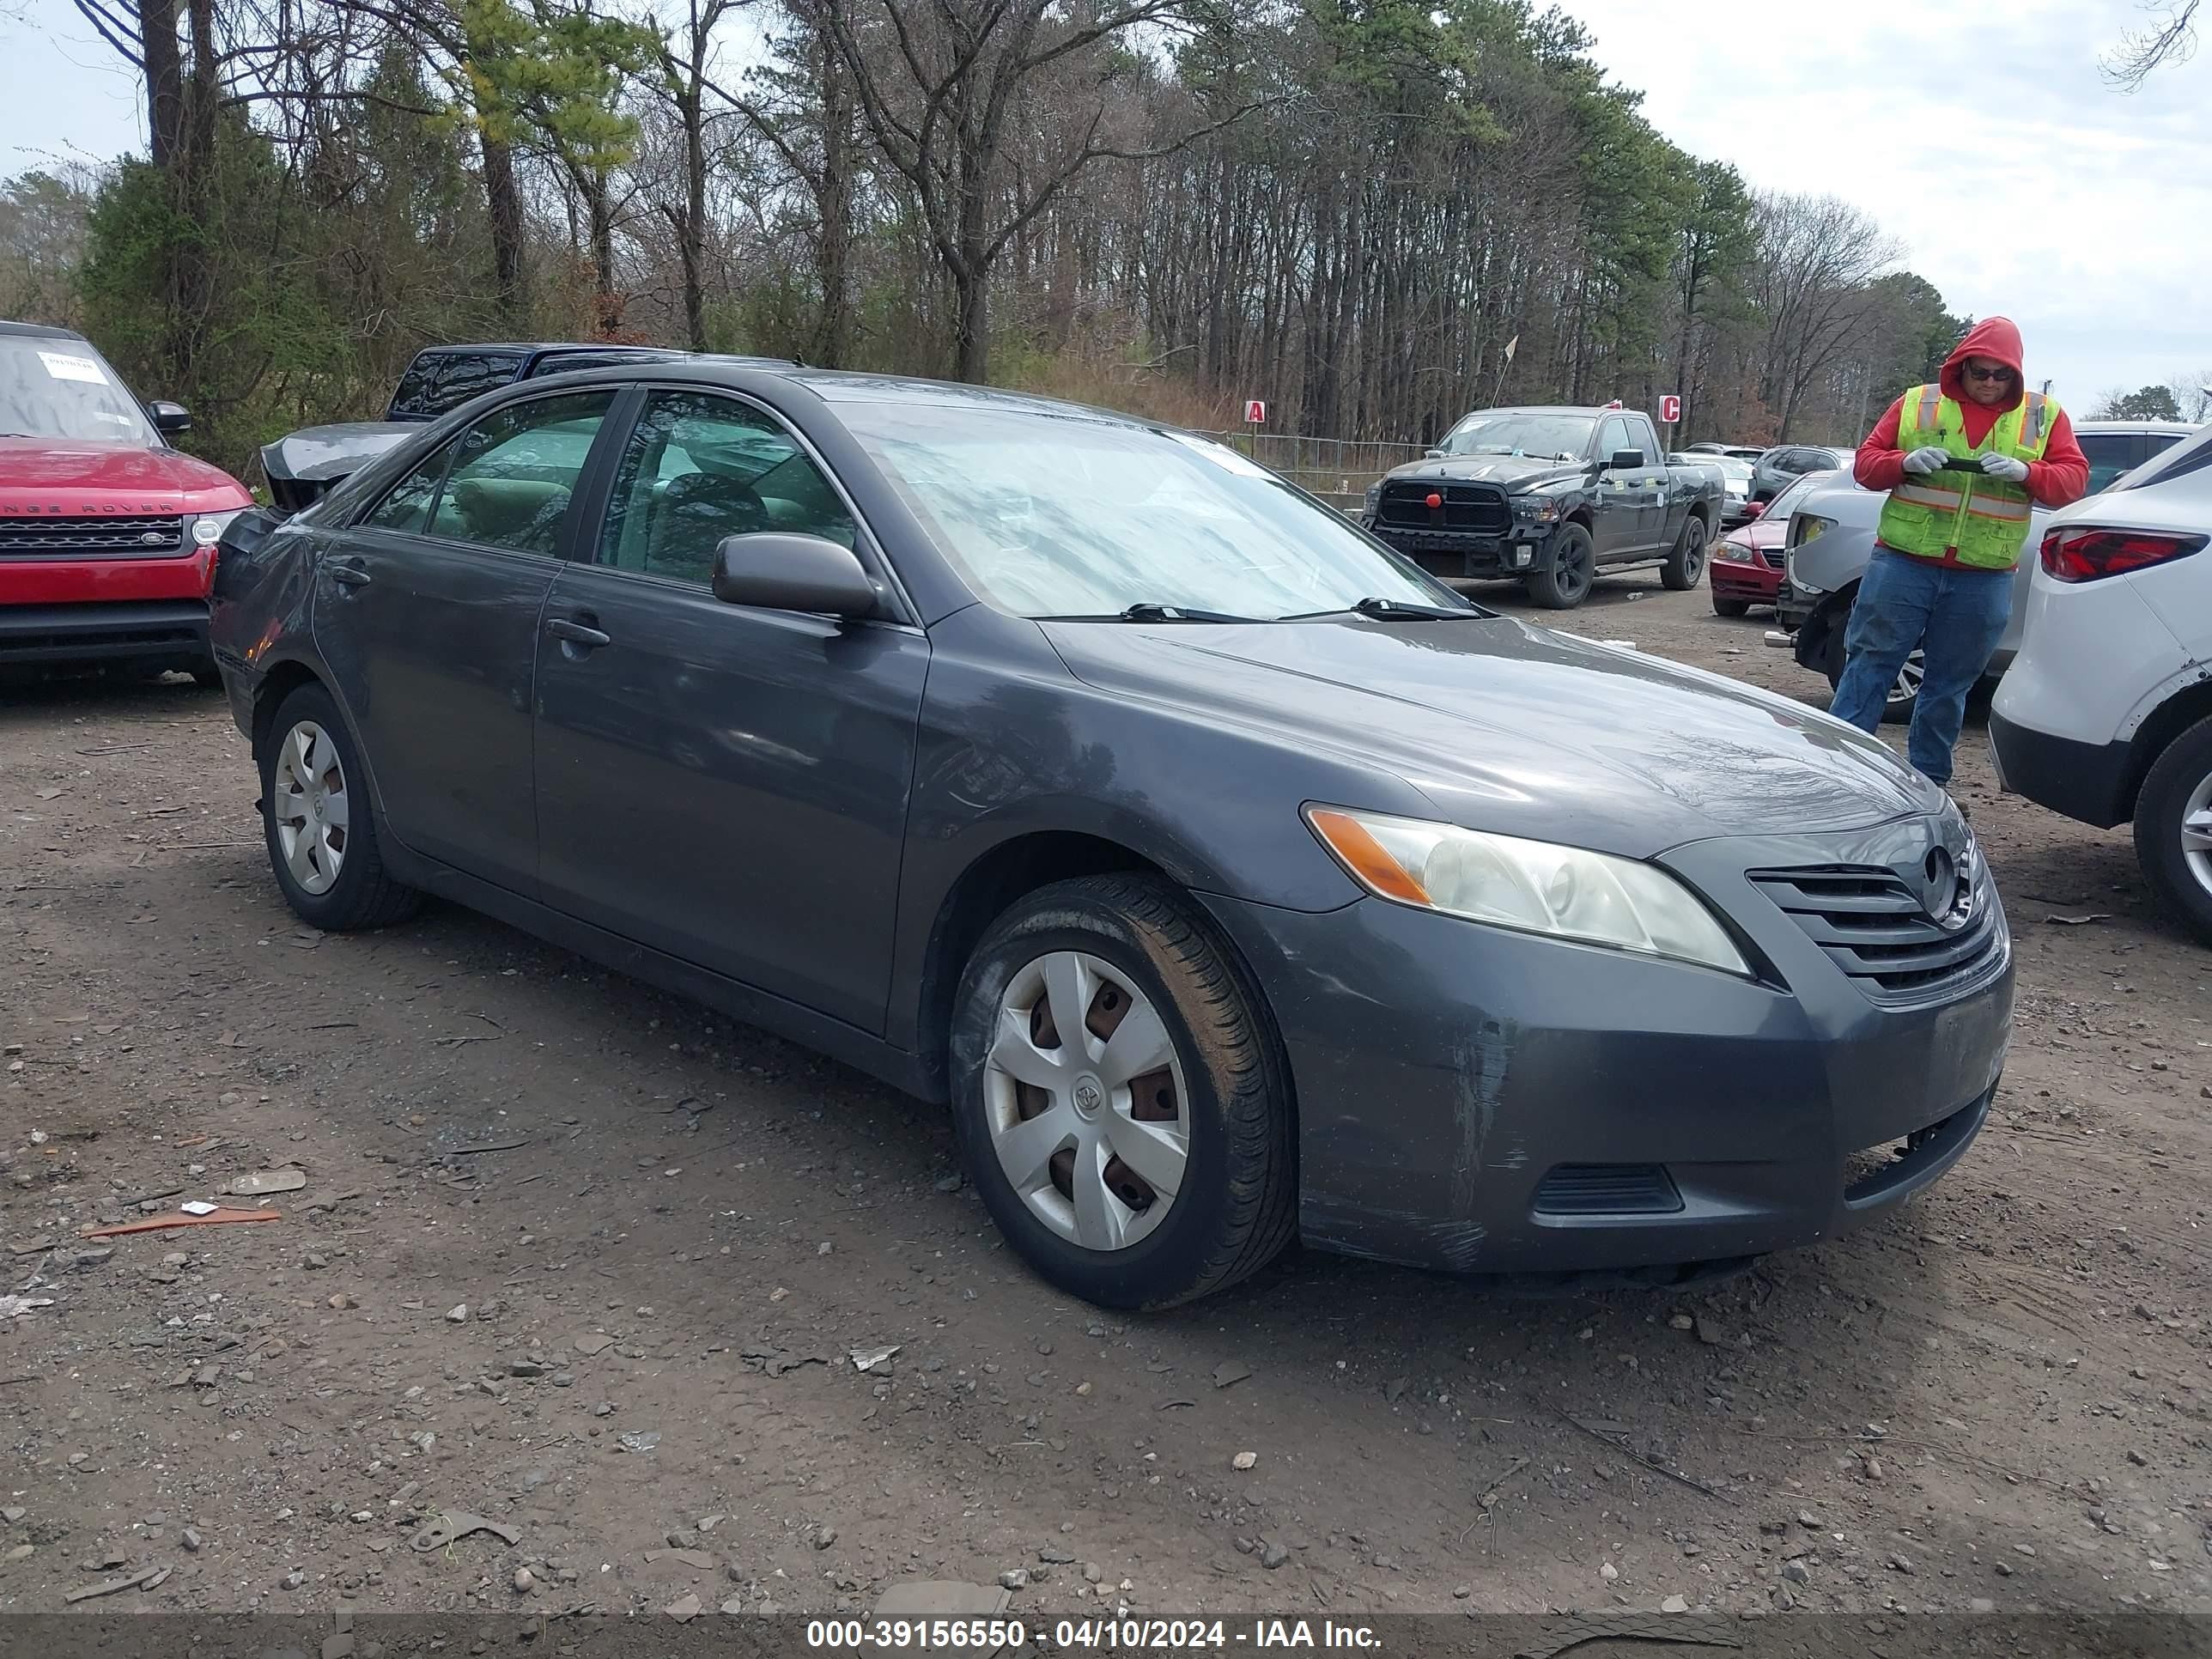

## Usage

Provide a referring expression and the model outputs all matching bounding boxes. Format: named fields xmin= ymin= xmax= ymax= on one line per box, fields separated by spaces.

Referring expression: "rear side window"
xmin=387 ymin=350 xmax=526 ymax=419
xmin=2080 ymin=432 xmax=2145 ymax=495
xmin=421 ymin=391 xmax=616 ymax=555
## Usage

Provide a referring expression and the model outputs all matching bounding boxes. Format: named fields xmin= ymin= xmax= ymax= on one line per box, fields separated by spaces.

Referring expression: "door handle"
xmin=328 ymin=562 xmax=371 ymax=588
xmin=547 ymin=617 xmax=611 ymax=649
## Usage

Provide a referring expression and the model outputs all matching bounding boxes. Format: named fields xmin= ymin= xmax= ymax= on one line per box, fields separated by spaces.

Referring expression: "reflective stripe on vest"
xmin=1875 ymin=382 xmax=2059 ymax=571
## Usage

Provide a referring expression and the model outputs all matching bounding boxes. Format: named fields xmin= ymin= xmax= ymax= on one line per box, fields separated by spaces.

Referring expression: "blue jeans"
xmin=1828 ymin=548 xmax=2013 ymax=786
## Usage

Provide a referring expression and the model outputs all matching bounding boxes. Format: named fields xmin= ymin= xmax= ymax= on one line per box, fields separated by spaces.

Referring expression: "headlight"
xmin=1362 ymin=483 xmax=1380 ymax=514
xmin=1305 ymin=806 xmax=1752 ymax=977
xmin=1795 ymin=514 xmax=1833 ymax=548
xmin=191 ymin=509 xmax=244 ymax=548
xmin=1512 ymin=495 xmax=1561 ymax=523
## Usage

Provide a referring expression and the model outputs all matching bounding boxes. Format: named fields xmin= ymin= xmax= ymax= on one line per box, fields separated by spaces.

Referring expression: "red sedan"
xmin=1708 ymin=471 xmax=1832 ymax=617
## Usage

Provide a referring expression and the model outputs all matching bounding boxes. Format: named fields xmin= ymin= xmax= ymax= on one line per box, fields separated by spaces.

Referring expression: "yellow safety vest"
xmin=1874 ymin=384 xmax=2057 ymax=570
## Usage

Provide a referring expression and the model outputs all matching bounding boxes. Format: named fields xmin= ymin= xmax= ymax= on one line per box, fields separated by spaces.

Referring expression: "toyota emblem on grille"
xmin=1921 ymin=847 xmax=1960 ymax=923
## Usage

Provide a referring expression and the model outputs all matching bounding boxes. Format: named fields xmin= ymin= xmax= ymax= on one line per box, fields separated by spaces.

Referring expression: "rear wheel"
xmin=1528 ymin=523 xmax=1595 ymax=610
xmin=1820 ymin=618 xmax=1922 ymax=725
xmin=2133 ymin=714 xmax=2212 ymax=947
xmin=259 ymin=683 xmax=420 ymax=932
xmin=1711 ymin=594 xmax=1751 ymax=618
xmin=950 ymin=874 xmax=1296 ymax=1309
xmin=1661 ymin=514 xmax=1709 ymax=591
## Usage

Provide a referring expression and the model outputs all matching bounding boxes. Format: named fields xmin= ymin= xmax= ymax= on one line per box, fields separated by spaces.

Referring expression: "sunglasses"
xmin=1963 ymin=364 xmax=2016 ymax=383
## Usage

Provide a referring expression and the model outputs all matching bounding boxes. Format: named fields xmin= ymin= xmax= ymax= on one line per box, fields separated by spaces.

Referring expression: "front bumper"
xmin=1201 ymin=833 xmax=2010 ymax=1277
xmin=1364 ymin=520 xmax=1543 ymax=580
xmin=0 ymin=599 xmax=211 ymax=668
xmin=1710 ymin=556 xmax=1781 ymax=601
xmin=1988 ymin=708 xmax=2135 ymax=829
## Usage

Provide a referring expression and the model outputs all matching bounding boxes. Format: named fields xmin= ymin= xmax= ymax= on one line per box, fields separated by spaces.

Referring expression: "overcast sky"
xmin=4 ymin=0 xmax=2208 ymax=413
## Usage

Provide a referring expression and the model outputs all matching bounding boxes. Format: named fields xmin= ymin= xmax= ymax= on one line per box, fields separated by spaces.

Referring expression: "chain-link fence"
xmin=1193 ymin=430 xmax=1430 ymax=507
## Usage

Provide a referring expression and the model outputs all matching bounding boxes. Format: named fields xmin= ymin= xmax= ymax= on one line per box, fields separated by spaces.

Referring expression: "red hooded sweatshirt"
xmin=1853 ymin=315 xmax=2089 ymax=558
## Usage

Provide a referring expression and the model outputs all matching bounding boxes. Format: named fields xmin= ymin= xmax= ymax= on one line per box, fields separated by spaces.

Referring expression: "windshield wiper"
xmin=1038 ymin=602 xmax=1255 ymax=624
xmin=1284 ymin=596 xmax=1489 ymax=622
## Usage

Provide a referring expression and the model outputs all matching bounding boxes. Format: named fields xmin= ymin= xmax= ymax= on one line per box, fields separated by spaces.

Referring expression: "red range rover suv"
xmin=1 ymin=320 xmax=253 ymax=684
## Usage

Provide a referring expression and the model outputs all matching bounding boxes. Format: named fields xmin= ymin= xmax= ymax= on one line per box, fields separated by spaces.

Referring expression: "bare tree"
xmin=1750 ymin=192 xmax=1899 ymax=441
xmin=796 ymin=0 xmax=1252 ymax=381
xmin=2103 ymin=0 xmax=2199 ymax=88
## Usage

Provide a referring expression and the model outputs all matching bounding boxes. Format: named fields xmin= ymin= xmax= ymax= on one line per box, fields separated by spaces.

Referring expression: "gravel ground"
xmin=0 ymin=573 xmax=2206 ymax=1625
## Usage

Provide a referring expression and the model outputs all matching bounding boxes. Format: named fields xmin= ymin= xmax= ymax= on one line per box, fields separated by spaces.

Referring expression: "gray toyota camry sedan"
xmin=210 ymin=361 xmax=2012 ymax=1309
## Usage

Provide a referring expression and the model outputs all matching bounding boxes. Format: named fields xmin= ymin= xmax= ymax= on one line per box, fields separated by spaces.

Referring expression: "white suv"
xmin=1990 ymin=426 xmax=2212 ymax=944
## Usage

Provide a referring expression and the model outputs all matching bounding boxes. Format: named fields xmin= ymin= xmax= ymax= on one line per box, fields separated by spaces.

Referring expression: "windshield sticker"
xmin=39 ymin=350 xmax=110 ymax=386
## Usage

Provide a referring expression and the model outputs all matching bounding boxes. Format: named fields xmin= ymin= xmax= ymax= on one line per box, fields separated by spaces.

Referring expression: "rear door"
xmin=312 ymin=386 xmax=618 ymax=894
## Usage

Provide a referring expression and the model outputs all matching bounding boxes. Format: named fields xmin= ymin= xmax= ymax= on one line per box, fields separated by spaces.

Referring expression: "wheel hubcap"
xmin=2181 ymin=771 xmax=2212 ymax=901
xmin=983 ymin=950 xmax=1188 ymax=1254
xmin=1890 ymin=651 xmax=1926 ymax=706
xmin=272 ymin=719 xmax=349 ymax=896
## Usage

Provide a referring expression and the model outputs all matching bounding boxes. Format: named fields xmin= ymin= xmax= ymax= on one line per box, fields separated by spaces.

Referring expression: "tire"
xmin=1528 ymin=522 xmax=1595 ymax=610
xmin=1711 ymin=594 xmax=1751 ymax=618
xmin=2132 ymin=714 xmax=2212 ymax=947
xmin=1661 ymin=514 xmax=1709 ymax=591
xmin=949 ymin=873 xmax=1296 ymax=1310
xmin=258 ymin=683 xmax=420 ymax=932
xmin=1820 ymin=618 xmax=1921 ymax=725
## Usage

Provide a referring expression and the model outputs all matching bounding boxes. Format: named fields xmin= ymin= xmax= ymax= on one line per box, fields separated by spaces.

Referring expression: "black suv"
xmin=383 ymin=343 xmax=690 ymax=423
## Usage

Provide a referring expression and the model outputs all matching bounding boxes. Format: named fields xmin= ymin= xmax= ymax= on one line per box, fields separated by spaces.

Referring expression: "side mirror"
xmin=149 ymin=400 xmax=191 ymax=434
xmin=1609 ymin=450 xmax=1644 ymax=471
xmin=1424 ymin=447 xmax=1447 ymax=459
xmin=713 ymin=532 xmax=879 ymax=618
xmin=1746 ymin=501 xmax=1767 ymax=520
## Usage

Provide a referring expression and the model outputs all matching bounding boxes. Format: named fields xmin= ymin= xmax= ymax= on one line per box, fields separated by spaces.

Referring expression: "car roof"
xmin=0 ymin=319 xmax=88 ymax=342
xmin=1458 ymin=405 xmax=1620 ymax=418
xmin=2075 ymin=418 xmax=2202 ymax=436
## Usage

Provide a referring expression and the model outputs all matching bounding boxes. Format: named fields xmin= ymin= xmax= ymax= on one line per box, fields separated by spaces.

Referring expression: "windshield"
xmin=843 ymin=404 xmax=1464 ymax=621
xmin=1437 ymin=412 xmax=1595 ymax=461
xmin=1710 ymin=457 xmax=1754 ymax=483
xmin=0 ymin=336 xmax=155 ymax=445
xmin=1765 ymin=471 xmax=1831 ymax=517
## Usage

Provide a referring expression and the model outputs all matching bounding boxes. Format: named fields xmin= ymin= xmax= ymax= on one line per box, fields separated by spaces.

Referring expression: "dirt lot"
xmin=1 ymin=576 xmax=2207 ymax=1626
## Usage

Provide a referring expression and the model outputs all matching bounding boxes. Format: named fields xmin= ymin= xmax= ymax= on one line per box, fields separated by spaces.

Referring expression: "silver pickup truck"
xmin=1765 ymin=419 xmax=2200 ymax=720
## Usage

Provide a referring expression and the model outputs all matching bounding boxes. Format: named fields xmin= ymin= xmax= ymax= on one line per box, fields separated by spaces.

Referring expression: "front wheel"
xmin=1528 ymin=523 xmax=1595 ymax=610
xmin=259 ymin=684 xmax=420 ymax=931
xmin=949 ymin=875 xmax=1296 ymax=1309
xmin=1661 ymin=514 xmax=1709 ymax=591
xmin=1711 ymin=594 xmax=1752 ymax=618
xmin=2133 ymin=714 xmax=2212 ymax=947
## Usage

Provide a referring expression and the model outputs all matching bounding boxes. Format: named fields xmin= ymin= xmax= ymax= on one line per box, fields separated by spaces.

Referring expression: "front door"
xmin=532 ymin=387 xmax=929 ymax=1034
xmin=312 ymin=387 xmax=617 ymax=894
xmin=1593 ymin=415 xmax=1656 ymax=557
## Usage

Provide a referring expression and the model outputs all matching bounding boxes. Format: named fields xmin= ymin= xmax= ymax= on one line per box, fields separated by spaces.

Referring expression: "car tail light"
xmin=2039 ymin=526 xmax=2207 ymax=583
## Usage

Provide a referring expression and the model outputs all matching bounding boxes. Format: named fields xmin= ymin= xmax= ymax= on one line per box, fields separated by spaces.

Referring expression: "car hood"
xmin=1381 ymin=453 xmax=1585 ymax=491
xmin=0 ymin=437 xmax=249 ymax=509
xmin=1045 ymin=616 xmax=1940 ymax=858
xmin=258 ymin=422 xmax=416 ymax=485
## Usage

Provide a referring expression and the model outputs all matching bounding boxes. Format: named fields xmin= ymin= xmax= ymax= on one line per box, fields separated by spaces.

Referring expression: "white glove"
xmin=1903 ymin=447 xmax=1950 ymax=475
xmin=1980 ymin=453 xmax=2030 ymax=483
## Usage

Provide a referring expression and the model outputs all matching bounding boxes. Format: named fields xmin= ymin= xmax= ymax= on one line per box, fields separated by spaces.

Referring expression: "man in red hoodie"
xmin=1833 ymin=317 xmax=2088 ymax=793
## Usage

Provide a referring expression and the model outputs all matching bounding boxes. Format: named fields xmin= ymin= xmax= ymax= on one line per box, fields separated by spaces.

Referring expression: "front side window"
xmin=598 ymin=391 xmax=855 ymax=586
xmin=362 ymin=441 xmax=455 ymax=533
xmin=1597 ymin=417 xmax=1633 ymax=465
xmin=419 ymin=391 xmax=613 ymax=555
xmin=843 ymin=403 xmax=1464 ymax=622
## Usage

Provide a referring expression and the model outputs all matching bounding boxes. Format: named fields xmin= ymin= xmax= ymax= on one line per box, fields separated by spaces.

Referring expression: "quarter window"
xmin=420 ymin=391 xmax=614 ymax=556
xmin=598 ymin=391 xmax=855 ymax=587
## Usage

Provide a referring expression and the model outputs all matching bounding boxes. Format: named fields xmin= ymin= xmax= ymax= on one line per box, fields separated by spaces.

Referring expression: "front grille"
xmin=1750 ymin=854 xmax=2003 ymax=1004
xmin=1759 ymin=549 xmax=1785 ymax=569
xmin=0 ymin=514 xmax=185 ymax=559
xmin=1376 ymin=480 xmax=1512 ymax=536
xmin=1533 ymin=1164 xmax=1684 ymax=1217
